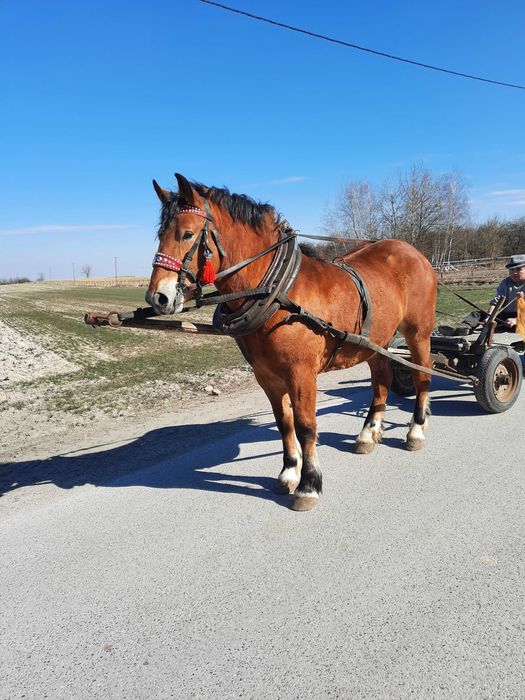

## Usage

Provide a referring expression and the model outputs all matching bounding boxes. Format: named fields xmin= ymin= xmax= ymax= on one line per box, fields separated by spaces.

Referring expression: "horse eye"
xmin=182 ymin=231 xmax=194 ymax=241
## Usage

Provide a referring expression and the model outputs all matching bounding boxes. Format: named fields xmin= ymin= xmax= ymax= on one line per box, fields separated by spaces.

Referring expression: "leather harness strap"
xmin=334 ymin=261 xmax=372 ymax=336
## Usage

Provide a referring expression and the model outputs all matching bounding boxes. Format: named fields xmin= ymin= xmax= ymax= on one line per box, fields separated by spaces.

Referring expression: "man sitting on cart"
xmin=440 ymin=254 xmax=525 ymax=335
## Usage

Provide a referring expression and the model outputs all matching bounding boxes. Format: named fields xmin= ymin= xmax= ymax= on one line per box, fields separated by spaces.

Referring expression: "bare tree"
xmin=478 ymin=218 xmax=504 ymax=263
xmin=324 ymin=180 xmax=381 ymax=240
xmin=452 ymin=216 xmax=524 ymax=261
xmin=397 ymin=164 xmax=446 ymax=251
xmin=378 ymin=178 xmax=404 ymax=239
xmin=324 ymin=164 xmax=470 ymax=260
xmin=81 ymin=264 xmax=92 ymax=279
xmin=503 ymin=216 xmax=525 ymax=255
xmin=431 ymin=172 xmax=469 ymax=266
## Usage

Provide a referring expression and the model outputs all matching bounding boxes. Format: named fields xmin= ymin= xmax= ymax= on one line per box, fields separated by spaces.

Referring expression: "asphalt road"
xmin=1 ymin=363 xmax=524 ymax=699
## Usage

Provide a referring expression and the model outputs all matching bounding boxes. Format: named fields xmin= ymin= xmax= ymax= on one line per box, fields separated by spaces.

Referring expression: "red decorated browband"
xmin=152 ymin=252 xmax=183 ymax=272
xmin=177 ymin=206 xmax=208 ymax=218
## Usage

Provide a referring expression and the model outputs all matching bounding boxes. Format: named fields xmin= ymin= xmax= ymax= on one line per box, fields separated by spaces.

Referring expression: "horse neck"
xmin=213 ymin=212 xmax=279 ymax=294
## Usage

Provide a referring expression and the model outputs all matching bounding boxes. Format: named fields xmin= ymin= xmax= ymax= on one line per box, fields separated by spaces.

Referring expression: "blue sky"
xmin=1 ymin=0 xmax=524 ymax=280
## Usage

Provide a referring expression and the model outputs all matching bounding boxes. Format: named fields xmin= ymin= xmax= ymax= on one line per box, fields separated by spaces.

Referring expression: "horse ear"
xmin=152 ymin=179 xmax=170 ymax=204
xmin=175 ymin=173 xmax=196 ymax=206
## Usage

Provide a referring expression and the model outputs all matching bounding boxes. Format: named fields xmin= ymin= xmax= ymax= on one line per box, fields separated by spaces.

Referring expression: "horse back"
xmin=340 ymin=239 xmax=436 ymax=296
xmin=311 ymin=239 xmax=435 ymax=343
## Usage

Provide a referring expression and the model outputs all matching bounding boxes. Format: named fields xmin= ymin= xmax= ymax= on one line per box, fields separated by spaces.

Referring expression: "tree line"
xmin=0 ymin=277 xmax=31 ymax=285
xmin=323 ymin=164 xmax=525 ymax=266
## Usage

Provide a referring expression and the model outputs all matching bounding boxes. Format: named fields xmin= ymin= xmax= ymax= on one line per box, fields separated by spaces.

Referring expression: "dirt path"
xmin=0 ymin=317 xmax=262 ymax=514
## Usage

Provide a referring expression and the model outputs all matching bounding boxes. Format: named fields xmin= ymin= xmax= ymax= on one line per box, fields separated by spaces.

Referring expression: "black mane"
xmin=299 ymin=242 xmax=330 ymax=261
xmin=159 ymin=181 xmax=278 ymax=235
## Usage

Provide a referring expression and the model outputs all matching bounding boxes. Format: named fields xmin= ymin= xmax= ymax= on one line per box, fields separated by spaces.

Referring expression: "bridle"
xmin=152 ymin=200 xmax=225 ymax=297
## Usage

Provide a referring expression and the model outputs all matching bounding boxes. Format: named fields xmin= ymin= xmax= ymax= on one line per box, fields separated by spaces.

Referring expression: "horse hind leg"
xmin=406 ymin=392 xmax=431 ymax=451
xmin=355 ymin=354 xmax=391 ymax=454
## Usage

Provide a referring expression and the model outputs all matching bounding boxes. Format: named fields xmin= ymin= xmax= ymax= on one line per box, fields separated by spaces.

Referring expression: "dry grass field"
xmin=0 ymin=282 xmax=250 ymax=407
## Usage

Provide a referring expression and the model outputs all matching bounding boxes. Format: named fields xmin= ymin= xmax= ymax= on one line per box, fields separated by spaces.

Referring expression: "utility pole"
xmin=48 ymin=267 xmax=52 ymax=281
xmin=114 ymin=257 xmax=118 ymax=285
xmin=72 ymin=263 xmax=76 ymax=283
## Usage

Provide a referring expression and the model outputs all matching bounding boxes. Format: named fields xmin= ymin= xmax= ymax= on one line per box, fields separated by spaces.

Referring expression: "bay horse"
xmin=146 ymin=174 xmax=437 ymax=511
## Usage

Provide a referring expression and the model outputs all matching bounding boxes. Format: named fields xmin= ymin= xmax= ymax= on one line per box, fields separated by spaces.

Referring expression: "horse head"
xmin=146 ymin=174 xmax=222 ymax=315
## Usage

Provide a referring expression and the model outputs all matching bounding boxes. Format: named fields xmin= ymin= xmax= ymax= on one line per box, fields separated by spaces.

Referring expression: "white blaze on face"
xmin=173 ymin=289 xmax=185 ymax=314
xmin=148 ymin=276 xmax=185 ymax=314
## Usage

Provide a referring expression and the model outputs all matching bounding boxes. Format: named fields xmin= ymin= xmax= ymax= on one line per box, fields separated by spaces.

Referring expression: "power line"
xmin=199 ymin=0 xmax=525 ymax=91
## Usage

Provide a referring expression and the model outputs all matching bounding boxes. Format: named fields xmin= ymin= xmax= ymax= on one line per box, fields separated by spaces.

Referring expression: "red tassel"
xmin=200 ymin=258 xmax=215 ymax=285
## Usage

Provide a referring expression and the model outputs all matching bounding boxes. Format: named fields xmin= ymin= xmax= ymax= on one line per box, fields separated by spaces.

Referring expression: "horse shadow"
xmin=0 ymin=376 xmax=483 ymax=503
xmin=0 ymin=416 xmax=285 ymax=504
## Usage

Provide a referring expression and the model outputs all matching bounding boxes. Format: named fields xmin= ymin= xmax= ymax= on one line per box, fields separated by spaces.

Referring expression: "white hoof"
xmin=356 ymin=421 xmax=383 ymax=454
xmin=406 ymin=418 xmax=428 ymax=451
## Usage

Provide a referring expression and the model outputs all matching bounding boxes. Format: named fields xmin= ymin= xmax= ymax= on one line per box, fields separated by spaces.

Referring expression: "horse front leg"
xmin=287 ymin=373 xmax=322 ymax=511
xmin=355 ymin=354 xmax=391 ymax=454
xmin=256 ymin=375 xmax=302 ymax=494
xmin=265 ymin=387 xmax=302 ymax=494
xmin=404 ymin=332 xmax=432 ymax=450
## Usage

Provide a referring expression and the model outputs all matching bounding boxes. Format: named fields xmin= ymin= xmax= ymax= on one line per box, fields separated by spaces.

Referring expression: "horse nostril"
xmin=155 ymin=293 xmax=169 ymax=307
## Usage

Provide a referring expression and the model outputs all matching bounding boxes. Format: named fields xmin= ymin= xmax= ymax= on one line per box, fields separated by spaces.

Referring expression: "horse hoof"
xmin=355 ymin=441 xmax=375 ymax=455
xmin=290 ymin=493 xmax=319 ymax=511
xmin=406 ymin=438 xmax=425 ymax=451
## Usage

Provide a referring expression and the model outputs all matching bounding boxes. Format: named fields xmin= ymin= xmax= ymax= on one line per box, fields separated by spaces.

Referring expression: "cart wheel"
xmin=474 ymin=347 xmax=523 ymax=413
xmin=389 ymin=337 xmax=415 ymax=396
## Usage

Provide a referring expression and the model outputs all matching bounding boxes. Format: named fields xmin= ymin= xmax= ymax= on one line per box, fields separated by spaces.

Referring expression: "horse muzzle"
xmin=145 ymin=284 xmax=186 ymax=316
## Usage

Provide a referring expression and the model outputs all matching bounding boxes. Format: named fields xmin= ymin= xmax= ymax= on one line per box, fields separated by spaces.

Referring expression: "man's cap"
xmin=506 ymin=254 xmax=525 ymax=269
